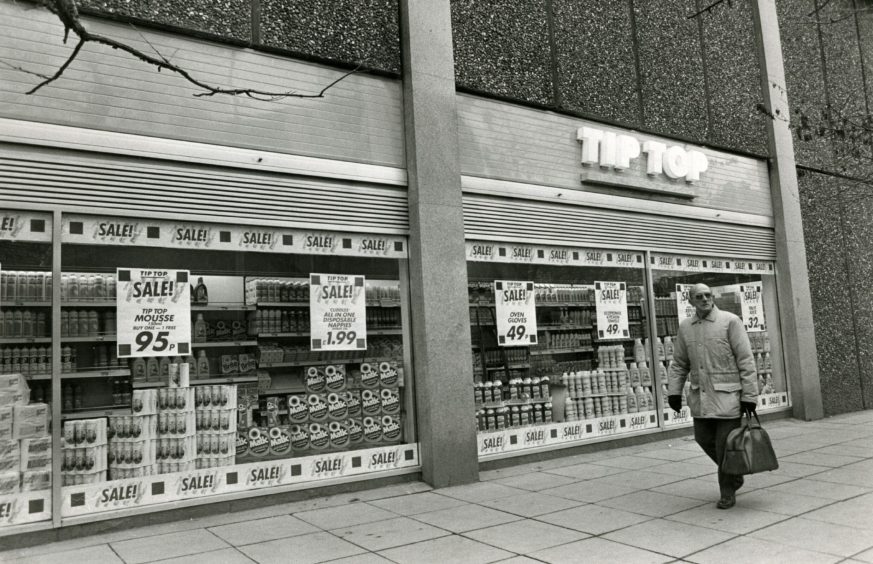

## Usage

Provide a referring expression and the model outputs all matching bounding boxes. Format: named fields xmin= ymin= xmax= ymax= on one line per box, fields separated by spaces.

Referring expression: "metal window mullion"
xmin=50 ymin=209 xmax=62 ymax=527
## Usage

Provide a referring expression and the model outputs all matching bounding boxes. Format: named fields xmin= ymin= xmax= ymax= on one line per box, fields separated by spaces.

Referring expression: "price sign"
xmin=494 ymin=280 xmax=537 ymax=347
xmin=116 ymin=269 xmax=191 ymax=358
xmin=594 ymin=281 xmax=629 ymax=340
xmin=740 ymin=283 xmax=766 ymax=332
xmin=310 ymin=273 xmax=367 ymax=351
xmin=676 ymin=283 xmax=696 ymax=323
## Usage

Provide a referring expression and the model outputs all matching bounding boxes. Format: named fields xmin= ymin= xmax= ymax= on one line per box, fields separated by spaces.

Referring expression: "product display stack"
xmin=0 ymin=374 xmax=52 ymax=493
xmin=106 ymin=389 xmax=158 ymax=480
xmin=62 ymin=418 xmax=108 ymax=485
xmin=195 ymin=384 xmax=237 ymax=469
xmin=156 ymin=386 xmax=196 ymax=475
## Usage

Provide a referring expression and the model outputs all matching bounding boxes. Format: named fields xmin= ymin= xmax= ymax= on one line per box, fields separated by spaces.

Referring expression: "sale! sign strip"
xmin=594 ymin=281 xmax=629 ymax=340
xmin=116 ymin=269 xmax=192 ymax=358
xmin=651 ymin=254 xmax=775 ymax=275
xmin=494 ymin=281 xmax=537 ymax=347
xmin=0 ymin=211 xmax=52 ymax=242
xmin=0 ymin=492 xmax=52 ymax=527
xmin=740 ymin=283 xmax=766 ymax=332
xmin=478 ymin=412 xmax=659 ymax=457
xmin=310 ymin=274 xmax=367 ymax=351
xmin=60 ymin=444 xmax=419 ymax=517
xmin=466 ymin=241 xmax=643 ymax=269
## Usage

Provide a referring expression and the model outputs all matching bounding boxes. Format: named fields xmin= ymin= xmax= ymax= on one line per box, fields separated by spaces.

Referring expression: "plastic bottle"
xmin=68 ymin=310 xmax=79 ymax=337
xmin=656 ymin=337 xmax=665 ymax=361
xmin=633 ymin=338 xmax=645 ymax=364
xmin=645 ymin=388 xmax=655 ymax=411
xmin=21 ymin=311 xmax=32 ymax=337
xmin=626 ymin=389 xmax=638 ymax=413
xmin=664 ymin=336 xmax=674 ymax=360
xmin=755 ymin=353 xmax=764 ymax=372
xmin=635 ymin=386 xmax=648 ymax=412
xmin=763 ymin=332 xmax=771 ymax=353
xmin=639 ymin=362 xmax=652 ymax=387
xmin=146 ymin=357 xmax=159 ymax=382
xmin=193 ymin=314 xmax=207 ymax=343
xmin=629 ymin=363 xmax=641 ymax=387
xmin=763 ymin=352 xmax=771 ymax=371
xmin=197 ymin=350 xmax=210 ymax=379
xmin=131 ymin=357 xmax=146 ymax=381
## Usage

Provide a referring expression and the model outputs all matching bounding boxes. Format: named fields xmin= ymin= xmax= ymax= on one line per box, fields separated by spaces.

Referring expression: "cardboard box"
xmin=0 ymin=471 xmax=19 ymax=495
xmin=13 ymin=403 xmax=49 ymax=439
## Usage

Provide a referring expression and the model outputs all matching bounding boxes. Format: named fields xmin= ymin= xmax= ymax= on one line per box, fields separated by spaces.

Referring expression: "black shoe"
xmin=716 ymin=493 xmax=736 ymax=510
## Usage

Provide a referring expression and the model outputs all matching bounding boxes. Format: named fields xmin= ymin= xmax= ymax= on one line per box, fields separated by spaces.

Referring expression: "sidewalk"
xmin=3 ymin=410 xmax=873 ymax=564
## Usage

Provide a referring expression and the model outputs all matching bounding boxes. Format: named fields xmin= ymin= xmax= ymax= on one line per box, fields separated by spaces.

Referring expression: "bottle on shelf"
xmin=633 ymin=338 xmax=645 ymax=364
xmin=131 ymin=357 xmax=146 ymax=381
xmin=656 ymin=337 xmax=665 ymax=361
xmin=197 ymin=350 xmax=210 ymax=379
xmin=635 ymin=386 xmax=648 ymax=412
xmin=193 ymin=314 xmax=207 ymax=343
xmin=638 ymin=362 xmax=652 ymax=387
xmin=193 ymin=277 xmax=209 ymax=305
xmin=146 ymin=357 xmax=159 ymax=382
xmin=664 ymin=336 xmax=674 ymax=359
xmin=629 ymin=363 xmax=641 ymax=387
xmin=74 ymin=383 xmax=84 ymax=409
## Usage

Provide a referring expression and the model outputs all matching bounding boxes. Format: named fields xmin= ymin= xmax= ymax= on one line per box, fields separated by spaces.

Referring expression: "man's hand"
xmin=741 ymin=400 xmax=757 ymax=415
xmin=668 ymin=395 xmax=683 ymax=413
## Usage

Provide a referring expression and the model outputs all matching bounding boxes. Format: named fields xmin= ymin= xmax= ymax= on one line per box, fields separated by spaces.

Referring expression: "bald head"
xmin=690 ymin=283 xmax=714 ymax=317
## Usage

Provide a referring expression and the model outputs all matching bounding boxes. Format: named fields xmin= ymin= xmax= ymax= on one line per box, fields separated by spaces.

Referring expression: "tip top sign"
xmin=577 ymin=126 xmax=709 ymax=183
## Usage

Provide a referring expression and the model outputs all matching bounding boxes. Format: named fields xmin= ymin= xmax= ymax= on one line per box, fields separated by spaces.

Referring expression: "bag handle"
xmin=743 ymin=407 xmax=762 ymax=428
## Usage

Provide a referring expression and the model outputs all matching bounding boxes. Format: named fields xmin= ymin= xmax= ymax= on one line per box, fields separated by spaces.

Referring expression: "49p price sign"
xmin=740 ymin=283 xmax=766 ymax=332
xmin=116 ymin=269 xmax=191 ymax=358
xmin=595 ymin=281 xmax=629 ymax=340
xmin=310 ymin=273 xmax=367 ymax=351
xmin=494 ymin=281 xmax=537 ymax=346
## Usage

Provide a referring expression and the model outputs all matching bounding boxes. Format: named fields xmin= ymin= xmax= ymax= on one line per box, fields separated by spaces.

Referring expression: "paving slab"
xmin=536 ymin=503 xmax=652 ymax=535
xmin=765 ymin=477 xmax=871 ymax=500
xmin=208 ymin=514 xmax=320 ymax=546
xmin=529 ymin=536 xmax=673 ymax=564
xmin=147 ymin=547 xmax=255 ymax=564
xmin=537 ymin=480 xmax=639 ymax=503
xmin=294 ymin=502 xmax=397 ymax=530
xmin=368 ymin=491 xmax=469 ymax=516
xmin=735 ymin=489 xmax=834 ymax=516
xmin=542 ymin=462 xmax=624 ymax=481
xmin=749 ymin=516 xmax=873 ymax=557
xmin=665 ymin=503 xmax=787 ymax=534
xmin=479 ymin=490 xmax=585 ymax=517
xmin=492 ymin=471 xmax=581 ymax=492
xmin=463 ymin=519 xmax=589 ymax=554
xmin=597 ymin=489 xmax=707 ymax=517
xmin=685 ymin=534 xmax=842 ymax=564
xmin=411 ymin=503 xmax=522 ymax=533
xmin=331 ymin=516 xmax=450 ymax=551
xmin=435 ymin=482 xmax=527 ymax=503
xmin=803 ymin=493 xmax=873 ymax=530
xmin=378 ymin=534 xmax=513 ymax=564
xmin=603 ymin=518 xmax=735 ymax=559
xmin=2 ymin=544 xmax=124 ymax=564
xmin=780 ymin=452 xmax=865 ymax=468
xmin=111 ymin=529 xmax=230 ymax=564
xmin=237 ymin=531 xmax=365 ymax=564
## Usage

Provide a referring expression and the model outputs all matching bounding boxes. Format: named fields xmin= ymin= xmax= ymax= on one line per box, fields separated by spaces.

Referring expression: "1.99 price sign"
xmin=494 ymin=281 xmax=537 ymax=347
xmin=116 ymin=268 xmax=191 ymax=358
xmin=310 ymin=273 xmax=367 ymax=351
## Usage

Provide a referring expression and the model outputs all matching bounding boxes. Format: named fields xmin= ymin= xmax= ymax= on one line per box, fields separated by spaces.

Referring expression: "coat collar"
xmin=692 ymin=304 xmax=720 ymax=324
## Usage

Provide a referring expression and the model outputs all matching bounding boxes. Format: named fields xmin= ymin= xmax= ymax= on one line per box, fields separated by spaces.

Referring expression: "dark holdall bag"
xmin=722 ymin=410 xmax=779 ymax=475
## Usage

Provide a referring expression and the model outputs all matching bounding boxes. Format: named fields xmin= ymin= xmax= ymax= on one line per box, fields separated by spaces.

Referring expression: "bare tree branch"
xmin=686 ymin=0 xmax=731 ymax=19
xmin=14 ymin=0 xmax=360 ymax=100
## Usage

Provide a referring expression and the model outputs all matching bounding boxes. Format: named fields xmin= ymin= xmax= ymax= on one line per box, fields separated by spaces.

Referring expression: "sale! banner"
xmin=494 ymin=281 xmax=537 ymax=347
xmin=740 ymin=283 xmax=766 ymax=332
xmin=676 ymin=283 xmax=696 ymax=324
xmin=116 ymin=269 xmax=191 ymax=358
xmin=594 ymin=281 xmax=629 ymax=340
xmin=310 ymin=274 xmax=367 ymax=351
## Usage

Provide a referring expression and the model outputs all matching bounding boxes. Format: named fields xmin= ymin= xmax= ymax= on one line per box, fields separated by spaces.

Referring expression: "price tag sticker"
xmin=494 ymin=280 xmax=537 ymax=347
xmin=310 ymin=273 xmax=367 ymax=351
xmin=594 ymin=281 xmax=629 ymax=340
xmin=116 ymin=268 xmax=191 ymax=358
xmin=740 ymin=283 xmax=766 ymax=332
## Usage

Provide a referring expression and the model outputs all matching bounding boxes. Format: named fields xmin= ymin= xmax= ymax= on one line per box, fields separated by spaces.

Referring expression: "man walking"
xmin=667 ymin=283 xmax=758 ymax=509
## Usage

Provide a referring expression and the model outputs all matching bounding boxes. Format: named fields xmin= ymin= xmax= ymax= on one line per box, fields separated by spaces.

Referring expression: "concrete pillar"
xmin=399 ymin=0 xmax=479 ymax=485
xmin=752 ymin=0 xmax=824 ymax=420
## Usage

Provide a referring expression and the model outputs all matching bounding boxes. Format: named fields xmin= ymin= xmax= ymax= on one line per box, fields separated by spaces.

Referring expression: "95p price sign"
xmin=494 ymin=281 xmax=537 ymax=347
xmin=116 ymin=269 xmax=191 ymax=358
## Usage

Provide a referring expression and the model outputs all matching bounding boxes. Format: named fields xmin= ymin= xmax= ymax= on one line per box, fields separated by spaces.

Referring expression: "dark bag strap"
xmin=742 ymin=408 xmax=762 ymax=428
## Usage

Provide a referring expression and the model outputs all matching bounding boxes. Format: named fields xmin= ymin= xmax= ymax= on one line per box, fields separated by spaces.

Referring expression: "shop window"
xmin=56 ymin=214 xmax=416 ymax=518
xmin=651 ymin=254 xmax=788 ymax=426
xmin=0 ymin=210 xmax=54 ymax=527
xmin=467 ymin=242 xmax=657 ymax=457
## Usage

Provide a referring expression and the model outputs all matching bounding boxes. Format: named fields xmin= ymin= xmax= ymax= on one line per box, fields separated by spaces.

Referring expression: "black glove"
xmin=668 ymin=395 xmax=683 ymax=413
xmin=741 ymin=400 xmax=757 ymax=415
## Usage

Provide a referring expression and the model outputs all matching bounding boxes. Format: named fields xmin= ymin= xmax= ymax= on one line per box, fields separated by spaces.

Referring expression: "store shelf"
xmin=259 ymin=359 xmax=365 ymax=369
xmin=61 ymin=335 xmax=116 ymax=342
xmin=62 ymin=406 xmax=129 ymax=419
xmin=536 ymin=302 xmax=595 ymax=308
xmin=62 ymin=368 xmax=131 ymax=379
xmin=61 ymin=300 xmax=115 ymax=307
xmin=2 ymin=300 xmax=51 ymax=307
xmin=254 ymin=301 xmax=308 ymax=307
xmin=191 ymin=340 xmax=258 ymax=348
xmin=192 ymin=304 xmax=255 ymax=311
xmin=260 ymin=385 xmax=305 ymax=395
xmin=132 ymin=375 xmax=258 ymax=388
xmin=0 ymin=337 xmax=51 ymax=344
xmin=22 ymin=373 xmax=51 ymax=381
xmin=257 ymin=332 xmax=309 ymax=338
xmin=538 ymin=325 xmax=593 ymax=330
xmin=259 ymin=328 xmax=403 ymax=338
xmin=485 ymin=363 xmax=530 ymax=371
xmin=366 ymin=300 xmax=401 ymax=308
xmin=530 ymin=347 xmax=594 ymax=356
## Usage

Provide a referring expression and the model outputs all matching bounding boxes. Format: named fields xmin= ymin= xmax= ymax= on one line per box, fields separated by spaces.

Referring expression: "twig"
xmin=15 ymin=0 xmax=359 ymax=100
xmin=686 ymin=0 xmax=730 ymax=19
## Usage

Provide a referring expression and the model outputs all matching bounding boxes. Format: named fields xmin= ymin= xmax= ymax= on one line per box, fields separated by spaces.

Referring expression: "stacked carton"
xmin=107 ymin=388 xmax=158 ymax=480
xmin=0 ymin=374 xmax=52 ymax=493
xmin=194 ymin=385 xmax=237 ymax=469
xmin=61 ymin=418 xmax=108 ymax=485
xmin=156 ymin=387 xmax=196 ymax=474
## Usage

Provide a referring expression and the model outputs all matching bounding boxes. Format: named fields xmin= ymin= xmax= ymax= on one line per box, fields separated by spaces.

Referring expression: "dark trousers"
xmin=693 ymin=417 xmax=743 ymax=496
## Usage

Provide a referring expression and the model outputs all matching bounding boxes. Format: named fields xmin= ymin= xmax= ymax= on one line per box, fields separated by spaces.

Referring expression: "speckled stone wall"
xmin=632 ymin=0 xmax=708 ymax=141
xmin=551 ymin=0 xmax=641 ymax=127
xmin=260 ymin=0 xmax=400 ymax=73
xmin=777 ymin=0 xmax=834 ymax=169
xmin=858 ymin=4 xmax=873 ymax=107
xmin=798 ymin=170 xmax=865 ymax=415
xmin=697 ymin=0 xmax=768 ymax=155
xmin=450 ymin=0 xmax=553 ymax=105
xmin=79 ymin=0 xmax=252 ymax=42
xmin=840 ymin=181 xmax=873 ymax=410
